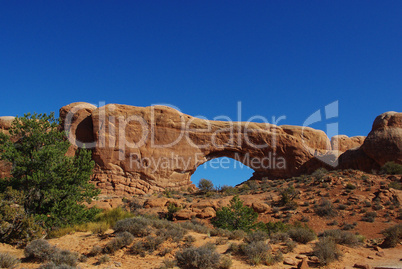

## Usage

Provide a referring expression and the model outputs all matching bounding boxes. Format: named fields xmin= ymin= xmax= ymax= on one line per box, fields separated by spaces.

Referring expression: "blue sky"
xmin=1 ymin=1 xmax=401 ymax=186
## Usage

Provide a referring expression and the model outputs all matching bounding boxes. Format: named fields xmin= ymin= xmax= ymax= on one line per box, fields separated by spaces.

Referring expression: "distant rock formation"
xmin=1 ymin=104 xmax=400 ymax=196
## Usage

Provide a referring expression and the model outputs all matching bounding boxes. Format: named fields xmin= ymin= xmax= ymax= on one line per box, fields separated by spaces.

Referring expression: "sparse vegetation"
xmin=198 ymin=179 xmax=214 ymax=193
xmin=313 ymin=237 xmax=342 ymax=265
xmin=287 ymin=225 xmax=316 ymax=244
xmin=381 ymin=223 xmax=402 ymax=248
xmin=0 ymin=252 xmax=20 ymax=268
xmin=380 ymin=161 xmax=402 ymax=175
xmin=175 ymin=244 xmax=221 ymax=269
xmin=314 ymin=199 xmax=337 ymax=217
xmin=211 ymin=195 xmax=259 ymax=232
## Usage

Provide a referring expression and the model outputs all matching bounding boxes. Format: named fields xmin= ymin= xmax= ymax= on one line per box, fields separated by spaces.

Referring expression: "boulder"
xmin=362 ymin=112 xmax=402 ymax=166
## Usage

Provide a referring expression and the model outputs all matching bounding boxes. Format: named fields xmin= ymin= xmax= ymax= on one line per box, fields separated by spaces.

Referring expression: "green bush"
xmin=211 ymin=196 xmax=258 ymax=232
xmin=0 ymin=252 xmax=20 ymax=268
xmin=0 ymin=113 xmax=100 ymax=229
xmin=287 ymin=226 xmax=316 ymax=244
xmin=381 ymin=223 xmax=402 ymax=248
xmin=198 ymin=179 xmax=214 ymax=193
xmin=95 ymin=208 xmax=133 ymax=227
xmin=313 ymin=237 xmax=342 ymax=265
xmin=380 ymin=162 xmax=402 ymax=175
xmin=175 ymin=244 xmax=221 ymax=269
xmin=265 ymin=221 xmax=289 ymax=235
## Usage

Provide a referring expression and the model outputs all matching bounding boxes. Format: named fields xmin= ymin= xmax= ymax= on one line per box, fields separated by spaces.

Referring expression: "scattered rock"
xmin=297 ymin=257 xmax=309 ymax=269
xmin=375 ymin=251 xmax=385 ymax=257
xmin=283 ymin=257 xmax=296 ymax=265
xmin=354 ymin=264 xmax=371 ymax=269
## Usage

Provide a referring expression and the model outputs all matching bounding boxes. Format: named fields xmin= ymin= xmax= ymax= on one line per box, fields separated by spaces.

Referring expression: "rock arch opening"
xmin=191 ymin=157 xmax=255 ymax=187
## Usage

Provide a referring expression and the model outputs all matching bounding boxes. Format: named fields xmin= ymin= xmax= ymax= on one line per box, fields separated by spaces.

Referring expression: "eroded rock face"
xmin=57 ymin=103 xmax=401 ymax=195
xmin=2 ymin=103 xmax=400 ymax=196
xmin=362 ymin=112 xmax=402 ymax=166
xmin=330 ymin=135 xmax=366 ymax=152
xmin=61 ymin=103 xmax=341 ymax=195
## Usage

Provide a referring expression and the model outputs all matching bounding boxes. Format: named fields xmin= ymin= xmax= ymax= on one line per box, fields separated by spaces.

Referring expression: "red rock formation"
xmin=1 ymin=103 xmax=400 ymax=196
xmin=330 ymin=135 xmax=365 ymax=152
xmin=57 ymin=103 xmax=401 ymax=195
xmin=362 ymin=112 xmax=402 ymax=166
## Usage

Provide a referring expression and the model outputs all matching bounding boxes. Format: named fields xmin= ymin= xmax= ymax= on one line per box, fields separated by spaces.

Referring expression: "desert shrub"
xmin=244 ymin=231 xmax=268 ymax=244
xmin=314 ymin=199 xmax=337 ymax=217
xmin=221 ymin=185 xmax=238 ymax=196
xmin=158 ymin=259 xmax=177 ymax=269
xmin=381 ymin=223 xmax=402 ymax=248
xmin=198 ymin=179 xmax=214 ymax=193
xmin=320 ymin=230 xmax=359 ymax=246
xmin=313 ymin=237 xmax=342 ymax=265
xmin=88 ymin=245 xmax=102 ymax=257
xmin=175 ymin=244 xmax=221 ymax=269
xmin=219 ymin=254 xmax=232 ymax=269
xmin=284 ymin=240 xmax=296 ymax=253
xmin=228 ymin=230 xmax=246 ymax=240
xmin=225 ymin=243 xmax=240 ymax=254
xmin=380 ymin=161 xmax=402 ymax=175
xmin=279 ymin=186 xmax=298 ymax=207
xmin=211 ymin=196 xmax=258 ymax=232
xmin=179 ymin=220 xmax=210 ymax=234
xmin=0 ymin=187 xmax=43 ymax=245
xmin=210 ymin=228 xmax=231 ymax=237
xmin=287 ymin=226 xmax=316 ymax=244
xmin=0 ymin=252 xmax=20 ymax=268
xmin=265 ymin=221 xmax=289 ymax=235
xmin=103 ymin=232 xmax=134 ymax=254
xmin=143 ymin=235 xmax=165 ymax=252
xmin=215 ymin=237 xmax=228 ymax=245
xmin=247 ymin=180 xmax=259 ymax=191
xmin=131 ymin=241 xmax=147 ymax=257
xmin=183 ymin=235 xmax=196 ymax=247
xmin=166 ymin=202 xmax=181 ymax=221
xmin=312 ymin=168 xmax=328 ymax=181
xmin=97 ymin=254 xmax=110 ymax=264
xmin=362 ymin=212 xmax=377 ymax=222
xmin=342 ymin=222 xmax=357 ymax=231
xmin=25 ymin=239 xmax=56 ymax=262
xmin=50 ymin=250 xmax=78 ymax=267
xmin=241 ymin=241 xmax=271 ymax=265
xmin=269 ymin=232 xmax=289 ymax=244
xmin=156 ymin=226 xmax=186 ymax=242
xmin=95 ymin=207 xmax=133 ymax=227
xmin=345 ymin=183 xmax=356 ymax=190
xmin=113 ymin=217 xmax=152 ymax=237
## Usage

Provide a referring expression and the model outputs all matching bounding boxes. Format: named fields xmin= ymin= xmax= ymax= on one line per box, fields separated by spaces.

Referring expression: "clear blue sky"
xmin=1 ymin=1 xmax=401 ymax=186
